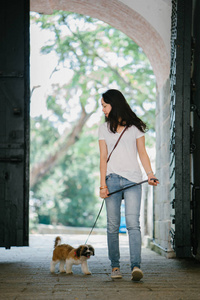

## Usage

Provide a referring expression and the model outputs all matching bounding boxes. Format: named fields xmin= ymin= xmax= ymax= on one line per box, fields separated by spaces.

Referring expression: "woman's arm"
xmin=136 ymin=136 xmax=159 ymax=186
xmin=99 ymin=140 xmax=109 ymax=198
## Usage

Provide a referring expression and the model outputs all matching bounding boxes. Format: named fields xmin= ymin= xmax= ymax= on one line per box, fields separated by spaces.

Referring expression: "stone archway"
xmin=30 ymin=0 xmax=170 ymax=90
xmin=30 ymin=0 xmax=173 ymax=255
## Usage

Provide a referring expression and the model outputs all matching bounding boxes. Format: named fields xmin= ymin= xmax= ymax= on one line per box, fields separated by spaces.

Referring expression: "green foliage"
xmin=30 ymin=116 xmax=60 ymax=165
xmin=30 ymin=11 xmax=156 ymax=229
xmin=31 ymin=11 xmax=156 ymax=132
xmin=30 ymin=126 xmax=106 ymax=228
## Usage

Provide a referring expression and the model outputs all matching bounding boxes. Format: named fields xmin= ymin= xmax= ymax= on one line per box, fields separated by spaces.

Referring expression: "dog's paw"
xmin=59 ymin=270 xmax=65 ymax=273
xmin=85 ymin=272 xmax=92 ymax=275
xmin=66 ymin=271 xmax=73 ymax=275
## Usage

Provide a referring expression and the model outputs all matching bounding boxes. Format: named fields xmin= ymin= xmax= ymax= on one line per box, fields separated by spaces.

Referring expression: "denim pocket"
xmin=106 ymin=173 xmax=120 ymax=182
xmin=106 ymin=174 xmax=111 ymax=181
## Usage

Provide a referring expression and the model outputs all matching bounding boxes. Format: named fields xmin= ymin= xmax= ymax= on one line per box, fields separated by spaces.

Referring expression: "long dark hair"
xmin=102 ymin=89 xmax=147 ymax=133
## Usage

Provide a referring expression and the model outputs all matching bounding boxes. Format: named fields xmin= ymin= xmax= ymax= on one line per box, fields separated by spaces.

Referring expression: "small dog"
xmin=50 ymin=236 xmax=95 ymax=275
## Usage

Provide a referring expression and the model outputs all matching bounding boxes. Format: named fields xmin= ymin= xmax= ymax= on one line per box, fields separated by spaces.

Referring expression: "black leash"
xmin=85 ymin=199 xmax=105 ymax=245
xmin=84 ymin=178 xmax=158 ymax=244
xmin=107 ymin=179 xmax=148 ymax=196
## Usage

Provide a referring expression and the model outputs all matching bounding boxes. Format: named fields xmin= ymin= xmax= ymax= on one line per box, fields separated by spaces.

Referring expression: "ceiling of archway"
xmin=30 ymin=0 xmax=170 ymax=90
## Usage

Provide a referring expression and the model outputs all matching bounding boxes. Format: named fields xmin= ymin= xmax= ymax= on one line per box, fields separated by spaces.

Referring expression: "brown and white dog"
xmin=50 ymin=236 xmax=95 ymax=275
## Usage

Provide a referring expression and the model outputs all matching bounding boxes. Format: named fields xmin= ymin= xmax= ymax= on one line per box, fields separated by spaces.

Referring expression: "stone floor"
xmin=0 ymin=234 xmax=200 ymax=300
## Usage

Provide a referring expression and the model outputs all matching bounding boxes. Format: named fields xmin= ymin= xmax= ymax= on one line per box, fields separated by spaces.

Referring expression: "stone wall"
xmin=150 ymin=78 xmax=175 ymax=257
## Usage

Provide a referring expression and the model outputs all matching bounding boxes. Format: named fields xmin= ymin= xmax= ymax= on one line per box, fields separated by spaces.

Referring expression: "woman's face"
xmin=101 ymin=98 xmax=112 ymax=118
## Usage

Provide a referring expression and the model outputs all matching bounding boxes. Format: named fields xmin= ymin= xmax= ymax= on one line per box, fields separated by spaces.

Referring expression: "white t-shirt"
xmin=98 ymin=123 xmax=144 ymax=182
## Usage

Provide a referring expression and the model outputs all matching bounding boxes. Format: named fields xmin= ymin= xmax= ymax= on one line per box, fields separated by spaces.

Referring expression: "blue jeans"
xmin=105 ymin=173 xmax=142 ymax=270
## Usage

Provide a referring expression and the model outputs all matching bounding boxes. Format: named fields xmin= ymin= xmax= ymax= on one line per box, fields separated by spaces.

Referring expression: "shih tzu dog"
xmin=50 ymin=236 xmax=95 ymax=275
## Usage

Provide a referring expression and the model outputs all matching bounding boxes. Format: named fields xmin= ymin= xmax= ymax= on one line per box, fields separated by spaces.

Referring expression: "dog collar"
xmin=74 ymin=251 xmax=77 ymax=257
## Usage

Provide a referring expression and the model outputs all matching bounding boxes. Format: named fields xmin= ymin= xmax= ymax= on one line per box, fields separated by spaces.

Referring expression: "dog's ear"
xmin=89 ymin=245 xmax=95 ymax=256
xmin=76 ymin=246 xmax=83 ymax=257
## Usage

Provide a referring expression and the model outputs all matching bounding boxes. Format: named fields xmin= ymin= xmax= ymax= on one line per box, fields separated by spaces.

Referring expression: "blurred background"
xmin=29 ymin=11 xmax=156 ymax=235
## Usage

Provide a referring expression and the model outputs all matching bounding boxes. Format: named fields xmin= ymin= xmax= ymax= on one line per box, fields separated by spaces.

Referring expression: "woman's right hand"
xmin=100 ymin=187 xmax=109 ymax=199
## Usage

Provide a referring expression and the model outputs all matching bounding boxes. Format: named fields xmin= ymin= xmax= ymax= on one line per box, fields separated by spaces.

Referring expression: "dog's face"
xmin=76 ymin=245 xmax=95 ymax=259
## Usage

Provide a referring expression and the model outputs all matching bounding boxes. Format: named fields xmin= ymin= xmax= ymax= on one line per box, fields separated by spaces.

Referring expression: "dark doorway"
xmin=0 ymin=0 xmax=30 ymax=248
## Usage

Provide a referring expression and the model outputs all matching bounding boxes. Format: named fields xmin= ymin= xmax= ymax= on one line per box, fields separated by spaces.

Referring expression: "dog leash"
xmin=84 ymin=178 xmax=158 ymax=244
xmin=85 ymin=199 xmax=105 ymax=245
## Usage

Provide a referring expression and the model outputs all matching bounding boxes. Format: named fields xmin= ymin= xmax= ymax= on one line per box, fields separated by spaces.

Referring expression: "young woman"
xmin=98 ymin=89 xmax=159 ymax=281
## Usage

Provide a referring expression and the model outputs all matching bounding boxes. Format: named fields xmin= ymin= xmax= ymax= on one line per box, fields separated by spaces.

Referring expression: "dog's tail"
xmin=54 ymin=236 xmax=61 ymax=248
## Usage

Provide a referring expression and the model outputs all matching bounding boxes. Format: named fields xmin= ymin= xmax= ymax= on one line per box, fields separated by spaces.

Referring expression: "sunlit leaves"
xmin=30 ymin=11 xmax=156 ymax=228
xmin=31 ymin=10 xmax=156 ymax=131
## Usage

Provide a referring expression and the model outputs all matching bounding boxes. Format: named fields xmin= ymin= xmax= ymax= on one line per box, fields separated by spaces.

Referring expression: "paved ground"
xmin=0 ymin=234 xmax=200 ymax=300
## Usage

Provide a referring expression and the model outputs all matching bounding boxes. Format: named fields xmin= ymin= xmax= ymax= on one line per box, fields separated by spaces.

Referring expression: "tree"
xmin=30 ymin=11 xmax=156 ymax=189
xmin=30 ymin=124 xmax=104 ymax=227
xmin=30 ymin=11 xmax=156 ymax=228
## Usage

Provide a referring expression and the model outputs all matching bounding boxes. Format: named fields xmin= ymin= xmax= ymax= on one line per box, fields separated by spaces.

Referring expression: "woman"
xmin=98 ymin=89 xmax=159 ymax=281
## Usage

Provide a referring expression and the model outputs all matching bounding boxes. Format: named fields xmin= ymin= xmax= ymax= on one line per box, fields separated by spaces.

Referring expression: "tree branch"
xmin=30 ymin=107 xmax=92 ymax=188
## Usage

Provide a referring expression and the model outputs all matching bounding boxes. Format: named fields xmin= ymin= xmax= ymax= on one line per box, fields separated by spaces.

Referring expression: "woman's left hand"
xmin=148 ymin=174 xmax=159 ymax=186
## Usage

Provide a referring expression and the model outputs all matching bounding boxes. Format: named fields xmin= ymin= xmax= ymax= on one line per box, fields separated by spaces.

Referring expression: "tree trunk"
xmin=30 ymin=107 xmax=92 ymax=189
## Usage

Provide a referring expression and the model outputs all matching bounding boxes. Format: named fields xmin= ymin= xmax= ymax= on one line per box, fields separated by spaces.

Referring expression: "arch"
xmin=30 ymin=0 xmax=170 ymax=90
